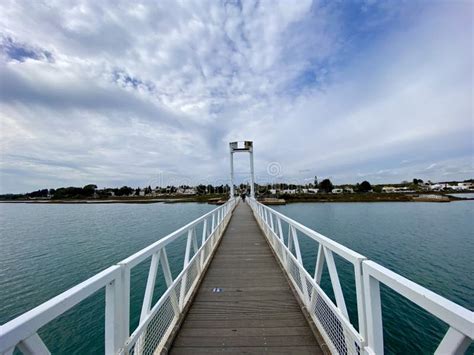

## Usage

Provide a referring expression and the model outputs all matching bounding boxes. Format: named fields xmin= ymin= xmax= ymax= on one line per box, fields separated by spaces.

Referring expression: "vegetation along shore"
xmin=1 ymin=178 xmax=472 ymax=204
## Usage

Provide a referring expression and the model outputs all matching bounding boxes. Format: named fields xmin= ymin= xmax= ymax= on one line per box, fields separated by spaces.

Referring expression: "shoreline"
xmin=1 ymin=195 xmax=472 ymax=204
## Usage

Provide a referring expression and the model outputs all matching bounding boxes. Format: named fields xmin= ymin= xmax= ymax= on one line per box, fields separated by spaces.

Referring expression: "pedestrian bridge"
xmin=1 ymin=198 xmax=472 ymax=355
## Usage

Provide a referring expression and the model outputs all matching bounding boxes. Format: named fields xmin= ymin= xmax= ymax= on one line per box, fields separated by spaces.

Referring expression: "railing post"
xmin=363 ymin=267 xmax=384 ymax=355
xmin=200 ymin=219 xmax=208 ymax=268
xmin=277 ymin=217 xmax=287 ymax=266
xmin=290 ymin=226 xmax=310 ymax=304
xmin=310 ymin=244 xmax=325 ymax=310
xmin=121 ymin=264 xmax=130 ymax=345
xmin=105 ymin=274 xmax=124 ymax=355
xmin=140 ymin=252 xmax=161 ymax=323
xmin=323 ymin=247 xmax=349 ymax=318
xmin=277 ymin=217 xmax=283 ymax=241
xmin=160 ymin=248 xmax=179 ymax=315
xmin=269 ymin=212 xmax=275 ymax=233
xmin=16 ymin=333 xmax=50 ymax=355
xmin=179 ymin=229 xmax=194 ymax=310
xmin=354 ymin=259 xmax=367 ymax=345
xmin=435 ymin=327 xmax=471 ymax=355
xmin=263 ymin=209 xmax=268 ymax=233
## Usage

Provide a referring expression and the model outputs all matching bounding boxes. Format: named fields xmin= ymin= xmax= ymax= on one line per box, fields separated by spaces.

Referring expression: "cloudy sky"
xmin=0 ymin=0 xmax=472 ymax=193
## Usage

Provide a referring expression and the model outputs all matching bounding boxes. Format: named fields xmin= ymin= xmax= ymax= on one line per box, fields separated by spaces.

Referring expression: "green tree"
xmin=83 ymin=184 xmax=97 ymax=197
xmin=359 ymin=181 xmax=372 ymax=192
xmin=372 ymin=185 xmax=383 ymax=193
xmin=196 ymin=184 xmax=207 ymax=194
xmin=319 ymin=179 xmax=334 ymax=193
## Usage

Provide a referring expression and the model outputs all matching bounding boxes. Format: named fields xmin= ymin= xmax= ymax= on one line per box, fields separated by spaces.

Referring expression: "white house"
xmin=281 ymin=189 xmax=297 ymax=194
xmin=382 ymin=186 xmax=409 ymax=193
xmin=343 ymin=187 xmax=354 ymax=193
xmin=332 ymin=188 xmax=343 ymax=194
xmin=450 ymin=184 xmax=468 ymax=191
xmin=429 ymin=184 xmax=446 ymax=191
xmin=182 ymin=188 xmax=196 ymax=195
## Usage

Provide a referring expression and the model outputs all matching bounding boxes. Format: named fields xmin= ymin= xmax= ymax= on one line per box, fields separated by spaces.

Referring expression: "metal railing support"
xmin=105 ymin=275 xmax=125 ymax=355
xmin=435 ymin=327 xmax=471 ymax=355
xmin=17 ymin=333 xmax=50 ymax=355
xmin=362 ymin=273 xmax=383 ymax=354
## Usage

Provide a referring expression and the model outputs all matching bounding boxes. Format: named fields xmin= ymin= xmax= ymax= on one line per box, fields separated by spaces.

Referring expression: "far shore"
xmin=1 ymin=192 xmax=472 ymax=204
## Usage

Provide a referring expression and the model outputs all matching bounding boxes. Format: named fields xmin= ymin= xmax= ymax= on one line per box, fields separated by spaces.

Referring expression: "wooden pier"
xmin=169 ymin=202 xmax=324 ymax=354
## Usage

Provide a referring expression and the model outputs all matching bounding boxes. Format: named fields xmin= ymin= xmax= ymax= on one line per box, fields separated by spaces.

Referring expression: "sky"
xmin=0 ymin=0 xmax=473 ymax=193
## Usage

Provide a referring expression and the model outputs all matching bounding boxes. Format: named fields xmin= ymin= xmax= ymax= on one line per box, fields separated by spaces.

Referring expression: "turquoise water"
xmin=0 ymin=201 xmax=472 ymax=354
xmin=272 ymin=201 xmax=473 ymax=354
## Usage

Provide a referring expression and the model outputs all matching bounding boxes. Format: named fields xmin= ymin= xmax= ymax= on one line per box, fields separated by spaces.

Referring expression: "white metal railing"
xmin=247 ymin=198 xmax=473 ymax=355
xmin=0 ymin=198 xmax=237 ymax=355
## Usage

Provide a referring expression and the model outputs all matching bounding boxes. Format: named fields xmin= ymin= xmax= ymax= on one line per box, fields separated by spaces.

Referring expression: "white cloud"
xmin=0 ymin=0 xmax=472 ymax=193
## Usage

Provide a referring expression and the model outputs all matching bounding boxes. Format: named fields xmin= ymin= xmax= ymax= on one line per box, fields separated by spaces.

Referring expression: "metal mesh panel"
xmin=141 ymin=296 xmax=176 ymax=354
xmin=311 ymin=293 xmax=360 ymax=354
xmin=183 ymin=257 xmax=200 ymax=305
xmin=286 ymin=253 xmax=304 ymax=293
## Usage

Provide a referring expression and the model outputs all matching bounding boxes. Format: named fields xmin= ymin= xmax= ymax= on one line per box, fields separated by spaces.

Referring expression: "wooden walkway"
xmin=169 ymin=202 xmax=323 ymax=354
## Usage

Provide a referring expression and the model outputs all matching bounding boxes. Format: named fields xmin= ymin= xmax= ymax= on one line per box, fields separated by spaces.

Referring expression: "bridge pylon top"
xmin=229 ymin=141 xmax=255 ymax=198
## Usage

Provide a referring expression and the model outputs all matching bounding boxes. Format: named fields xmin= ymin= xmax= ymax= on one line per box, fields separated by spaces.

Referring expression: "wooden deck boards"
xmin=169 ymin=202 xmax=323 ymax=354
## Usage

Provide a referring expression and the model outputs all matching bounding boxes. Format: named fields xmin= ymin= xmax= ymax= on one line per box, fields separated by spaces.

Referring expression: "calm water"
xmin=0 ymin=201 xmax=473 ymax=354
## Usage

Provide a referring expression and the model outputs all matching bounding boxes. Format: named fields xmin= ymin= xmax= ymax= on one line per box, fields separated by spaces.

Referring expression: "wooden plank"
xmin=171 ymin=346 xmax=320 ymax=354
xmin=178 ymin=326 xmax=314 ymax=337
xmin=182 ymin=318 xmax=309 ymax=329
xmin=169 ymin=202 xmax=323 ymax=354
xmin=173 ymin=335 xmax=318 ymax=347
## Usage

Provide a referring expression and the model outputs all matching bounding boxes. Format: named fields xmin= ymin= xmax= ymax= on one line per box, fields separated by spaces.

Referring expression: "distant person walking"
xmin=241 ymin=193 xmax=246 ymax=203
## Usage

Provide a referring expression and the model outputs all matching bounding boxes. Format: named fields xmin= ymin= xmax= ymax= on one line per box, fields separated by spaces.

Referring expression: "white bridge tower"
xmin=229 ymin=141 xmax=255 ymax=198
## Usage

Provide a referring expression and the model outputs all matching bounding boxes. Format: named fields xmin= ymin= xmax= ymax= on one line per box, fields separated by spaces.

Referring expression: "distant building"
xmin=331 ymin=188 xmax=343 ymax=194
xmin=177 ymin=187 xmax=196 ymax=195
xmin=343 ymin=187 xmax=354 ymax=193
xmin=450 ymin=184 xmax=468 ymax=191
xmin=281 ymin=189 xmax=297 ymax=194
xmin=455 ymin=182 xmax=473 ymax=190
xmin=382 ymin=186 xmax=409 ymax=193
xmin=428 ymin=184 xmax=446 ymax=191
